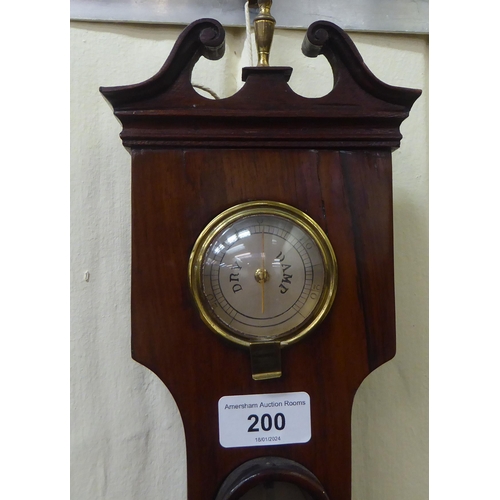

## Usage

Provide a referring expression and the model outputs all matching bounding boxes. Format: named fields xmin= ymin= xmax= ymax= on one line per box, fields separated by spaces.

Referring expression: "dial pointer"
xmin=261 ymin=228 xmax=265 ymax=314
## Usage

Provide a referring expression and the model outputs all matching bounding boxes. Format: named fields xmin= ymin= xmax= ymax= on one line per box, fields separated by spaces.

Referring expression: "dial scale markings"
xmin=201 ymin=216 xmax=322 ymax=338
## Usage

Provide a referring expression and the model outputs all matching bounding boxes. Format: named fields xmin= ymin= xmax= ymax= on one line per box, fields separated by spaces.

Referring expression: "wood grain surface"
xmin=130 ymin=148 xmax=395 ymax=499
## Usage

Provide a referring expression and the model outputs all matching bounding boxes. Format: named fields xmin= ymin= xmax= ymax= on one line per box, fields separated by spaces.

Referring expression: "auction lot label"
xmin=218 ymin=392 xmax=311 ymax=448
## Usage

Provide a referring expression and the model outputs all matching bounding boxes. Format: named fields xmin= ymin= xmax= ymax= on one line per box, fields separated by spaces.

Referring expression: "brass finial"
xmin=254 ymin=0 xmax=276 ymax=66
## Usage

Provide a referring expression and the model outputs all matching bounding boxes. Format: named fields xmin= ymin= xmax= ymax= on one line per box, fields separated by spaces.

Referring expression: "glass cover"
xmin=201 ymin=213 xmax=326 ymax=341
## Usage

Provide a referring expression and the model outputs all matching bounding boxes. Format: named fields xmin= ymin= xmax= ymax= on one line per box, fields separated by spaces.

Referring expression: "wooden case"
xmin=100 ymin=18 xmax=420 ymax=500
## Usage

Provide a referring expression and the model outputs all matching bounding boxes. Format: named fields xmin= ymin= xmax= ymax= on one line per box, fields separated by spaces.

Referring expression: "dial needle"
xmin=261 ymin=229 xmax=265 ymax=314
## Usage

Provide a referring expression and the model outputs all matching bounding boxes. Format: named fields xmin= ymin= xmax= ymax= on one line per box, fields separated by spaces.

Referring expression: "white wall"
xmin=71 ymin=20 xmax=428 ymax=500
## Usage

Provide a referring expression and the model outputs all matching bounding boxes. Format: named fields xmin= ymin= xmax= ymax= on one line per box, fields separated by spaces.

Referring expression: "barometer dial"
xmin=189 ymin=201 xmax=338 ymax=347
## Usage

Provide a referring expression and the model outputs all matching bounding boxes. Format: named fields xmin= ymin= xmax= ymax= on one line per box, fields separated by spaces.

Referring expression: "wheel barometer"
xmin=100 ymin=1 xmax=421 ymax=498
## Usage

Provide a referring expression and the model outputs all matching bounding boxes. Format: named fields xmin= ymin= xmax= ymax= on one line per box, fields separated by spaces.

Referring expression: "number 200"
xmin=247 ymin=413 xmax=286 ymax=432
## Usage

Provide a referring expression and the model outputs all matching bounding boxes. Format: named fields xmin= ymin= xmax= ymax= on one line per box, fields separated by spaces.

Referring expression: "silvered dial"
xmin=189 ymin=201 xmax=337 ymax=346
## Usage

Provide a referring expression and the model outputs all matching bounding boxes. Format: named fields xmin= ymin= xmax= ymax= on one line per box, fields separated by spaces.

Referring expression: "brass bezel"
xmin=188 ymin=201 xmax=338 ymax=348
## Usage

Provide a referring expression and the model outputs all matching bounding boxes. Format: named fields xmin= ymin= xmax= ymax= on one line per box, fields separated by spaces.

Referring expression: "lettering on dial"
xmin=229 ymin=260 xmax=243 ymax=293
xmin=275 ymin=251 xmax=293 ymax=294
